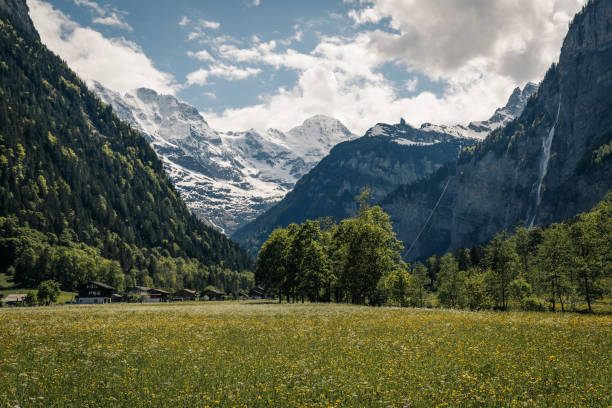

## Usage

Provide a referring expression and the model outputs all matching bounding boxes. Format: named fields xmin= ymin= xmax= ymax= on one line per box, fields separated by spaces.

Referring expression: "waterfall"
xmin=527 ymin=103 xmax=561 ymax=228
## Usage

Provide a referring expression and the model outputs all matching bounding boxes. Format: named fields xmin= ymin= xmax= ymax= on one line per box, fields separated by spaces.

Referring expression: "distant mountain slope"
xmin=381 ymin=0 xmax=612 ymax=260
xmin=0 ymin=3 xmax=253 ymax=290
xmin=232 ymin=84 xmax=536 ymax=254
xmin=94 ymin=84 xmax=357 ymax=234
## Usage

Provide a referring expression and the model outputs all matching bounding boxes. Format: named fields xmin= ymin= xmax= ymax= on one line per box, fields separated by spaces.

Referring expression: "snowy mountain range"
xmin=367 ymin=83 xmax=539 ymax=141
xmin=93 ymin=82 xmax=357 ymax=233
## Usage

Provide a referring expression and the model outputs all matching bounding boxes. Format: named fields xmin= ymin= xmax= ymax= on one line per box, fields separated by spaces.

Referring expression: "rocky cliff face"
xmin=0 ymin=0 xmax=39 ymax=40
xmin=93 ymin=83 xmax=356 ymax=233
xmin=382 ymin=0 xmax=612 ymax=260
xmin=231 ymin=84 xmax=536 ymax=254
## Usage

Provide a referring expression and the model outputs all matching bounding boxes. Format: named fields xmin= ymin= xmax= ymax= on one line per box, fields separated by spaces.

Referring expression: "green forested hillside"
xmin=0 ymin=11 xmax=254 ymax=294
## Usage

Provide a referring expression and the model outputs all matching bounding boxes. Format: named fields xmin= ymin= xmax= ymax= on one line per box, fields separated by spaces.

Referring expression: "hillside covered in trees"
xmin=0 ymin=7 xmax=254 ymax=294
xmin=257 ymin=192 xmax=611 ymax=312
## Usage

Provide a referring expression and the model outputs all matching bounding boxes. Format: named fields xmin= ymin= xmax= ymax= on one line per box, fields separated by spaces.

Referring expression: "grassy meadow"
xmin=0 ymin=303 xmax=610 ymax=407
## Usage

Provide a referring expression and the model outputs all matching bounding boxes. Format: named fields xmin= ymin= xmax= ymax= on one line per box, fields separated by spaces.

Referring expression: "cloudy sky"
xmin=28 ymin=0 xmax=586 ymax=134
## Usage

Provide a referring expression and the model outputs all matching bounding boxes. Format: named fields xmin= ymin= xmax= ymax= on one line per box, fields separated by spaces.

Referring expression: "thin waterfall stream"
xmin=527 ymin=102 xmax=561 ymax=228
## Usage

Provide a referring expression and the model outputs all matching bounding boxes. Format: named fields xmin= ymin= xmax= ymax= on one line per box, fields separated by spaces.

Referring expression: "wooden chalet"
xmin=202 ymin=288 xmax=225 ymax=301
xmin=149 ymin=288 xmax=170 ymax=301
xmin=125 ymin=286 xmax=170 ymax=302
xmin=76 ymin=281 xmax=115 ymax=304
xmin=2 ymin=294 xmax=27 ymax=306
xmin=172 ymin=289 xmax=198 ymax=301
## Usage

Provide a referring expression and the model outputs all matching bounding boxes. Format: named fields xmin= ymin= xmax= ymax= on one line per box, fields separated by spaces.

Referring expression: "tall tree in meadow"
xmin=384 ymin=266 xmax=411 ymax=306
xmin=37 ymin=279 xmax=61 ymax=305
xmin=410 ymin=261 xmax=429 ymax=307
xmin=536 ymin=224 xmax=572 ymax=312
xmin=483 ymin=232 xmax=518 ymax=310
xmin=295 ymin=221 xmax=329 ymax=302
xmin=256 ymin=227 xmax=290 ymax=302
xmin=454 ymin=247 xmax=472 ymax=272
xmin=333 ymin=190 xmax=404 ymax=305
xmin=425 ymin=254 xmax=441 ymax=291
xmin=436 ymin=254 xmax=465 ymax=308
xmin=463 ymin=267 xmax=493 ymax=311
xmin=569 ymin=196 xmax=611 ymax=311
xmin=513 ymin=225 xmax=531 ymax=278
xmin=283 ymin=223 xmax=302 ymax=302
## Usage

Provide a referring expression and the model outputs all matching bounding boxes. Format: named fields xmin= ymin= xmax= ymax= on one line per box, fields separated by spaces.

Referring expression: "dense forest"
xmin=257 ymin=191 xmax=611 ymax=312
xmin=0 ymin=11 xmax=254 ymax=294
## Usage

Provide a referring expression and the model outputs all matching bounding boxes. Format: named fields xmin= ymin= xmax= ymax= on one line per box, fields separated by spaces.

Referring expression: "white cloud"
xmin=186 ymin=64 xmax=261 ymax=86
xmin=348 ymin=8 xmax=383 ymax=25
xmin=204 ymin=0 xmax=586 ymax=135
xmin=404 ymin=78 xmax=418 ymax=92
xmin=74 ymin=0 xmax=104 ymax=15
xmin=73 ymin=0 xmax=132 ymax=31
xmin=28 ymin=0 xmax=177 ymax=94
xmin=187 ymin=18 xmax=222 ymax=41
xmin=92 ymin=13 xmax=132 ymax=31
xmin=199 ymin=18 xmax=220 ymax=30
xmin=251 ymin=0 xmax=261 ymax=6
xmin=179 ymin=16 xmax=190 ymax=27
xmin=187 ymin=49 xmax=215 ymax=62
xmin=362 ymin=0 xmax=586 ymax=83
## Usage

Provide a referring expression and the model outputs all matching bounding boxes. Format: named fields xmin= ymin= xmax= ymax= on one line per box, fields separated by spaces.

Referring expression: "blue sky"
xmin=28 ymin=0 xmax=585 ymax=134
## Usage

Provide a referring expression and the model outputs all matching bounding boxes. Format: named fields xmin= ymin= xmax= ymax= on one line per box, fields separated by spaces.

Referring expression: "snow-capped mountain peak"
xmin=92 ymin=82 xmax=356 ymax=234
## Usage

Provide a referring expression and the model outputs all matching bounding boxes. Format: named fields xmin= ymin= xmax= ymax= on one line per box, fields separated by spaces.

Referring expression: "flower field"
xmin=0 ymin=303 xmax=610 ymax=407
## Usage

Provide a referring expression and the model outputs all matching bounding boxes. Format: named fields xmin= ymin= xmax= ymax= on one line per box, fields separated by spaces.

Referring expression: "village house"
xmin=76 ymin=281 xmax=115 ymax=304
xmin=125 ymin=286 xmax=170 ymax=302
xmin=2 ymin=294 xmax=27 ymax=306
xmin=202 ymin=288 xmax=225 ymax=301
xmin=172 ymin=289 xmax=198 ymax=301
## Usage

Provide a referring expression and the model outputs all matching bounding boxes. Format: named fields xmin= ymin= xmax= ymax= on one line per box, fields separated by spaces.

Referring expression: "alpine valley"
xmin=233 ymin=84 xmax=538 ymax=254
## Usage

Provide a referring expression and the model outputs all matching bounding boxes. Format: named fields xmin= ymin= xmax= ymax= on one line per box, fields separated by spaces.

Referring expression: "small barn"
xmin=203 ymin=288 xmax=225 ymax=301
xmin=2 ymin=294 xmax=27 ymax=306
xmin=172 ymin=289 xmax=198 ymax=301
xmin=77 ymin=281 xmax=115 ymax=304
xmin=249 ymin=286 xmax=266 ymax=299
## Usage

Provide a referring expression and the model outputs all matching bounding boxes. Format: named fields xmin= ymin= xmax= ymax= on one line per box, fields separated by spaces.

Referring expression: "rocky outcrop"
xmin=0 ymin=0 xmax=39 ymax=40
xmin=382 ymin=0 xmax=612 ymax=260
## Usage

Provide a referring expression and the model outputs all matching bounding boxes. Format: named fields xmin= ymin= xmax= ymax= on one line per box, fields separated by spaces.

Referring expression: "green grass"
xmin=0 ymin=303 xmax=610 ymax=407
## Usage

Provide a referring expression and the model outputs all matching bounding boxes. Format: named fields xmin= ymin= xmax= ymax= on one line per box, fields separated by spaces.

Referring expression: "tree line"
xmin=256 ymin=191 xmax=405 ymax=305
xmin=256 ymin=191 xmax=611 ymax=312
